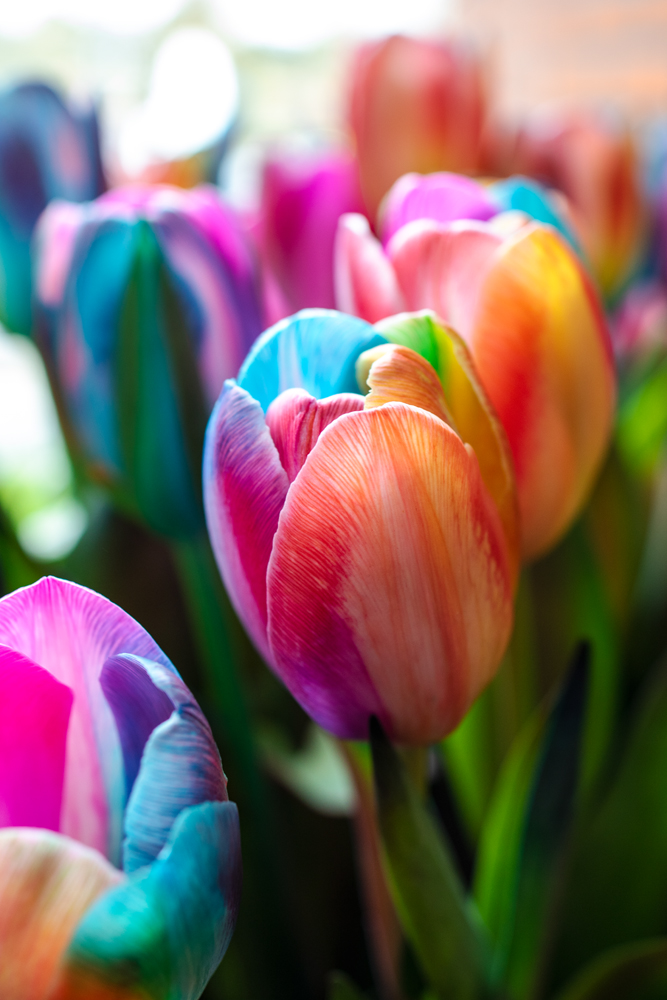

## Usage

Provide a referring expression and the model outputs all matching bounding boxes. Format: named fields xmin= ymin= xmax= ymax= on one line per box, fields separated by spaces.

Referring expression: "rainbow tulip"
xmin=348 ymin=36 xmax=489 ymax=218
xmin=258 ymin=149 xmax=365 ymax=313
xmin=203 ymin=309 xmax=518 ymax=745
xmin=336 ymin=197 xmax=616 ymax=559
xmin=0 ymin=576 xmax=240 ymax=999
xmin=512 ymin=111 xmax=645 ymax=299
xmin=0 ymin=82 xmax=104 ymax=335
xmin=33 ymin=184 xmax=264 ymax=538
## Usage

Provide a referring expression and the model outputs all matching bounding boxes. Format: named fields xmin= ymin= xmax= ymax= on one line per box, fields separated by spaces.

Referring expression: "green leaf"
xmin=327 ymin=971 xmax=369 ymax=1000
xmin=554 ymin=938 xmax=667 ymax=1000
xmin=474 ymin=644 xmax=591 ymax=999
xmin=617 ymin=351 xmax=667 ymax=479
xmin=552 ymin=658 xmax=667 ymax=987
xmin=370 ymin=718 xmax=491 ymax=1000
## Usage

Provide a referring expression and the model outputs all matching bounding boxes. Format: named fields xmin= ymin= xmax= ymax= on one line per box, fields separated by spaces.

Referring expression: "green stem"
xmin=172 ymin=531 xmax=306 ymax=1000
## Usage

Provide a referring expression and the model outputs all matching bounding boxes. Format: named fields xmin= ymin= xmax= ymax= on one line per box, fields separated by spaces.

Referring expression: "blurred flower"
xmin=0 ymin=576 xmax=240 ymax=998
xmin=348 ymin=35 xmax=489 ymax=218
xmin=258 ymin=148 xmax=365 ymax=313
xmin=0 ymin=81 xmax=104 ymax=336
xmin=33 ymin=184 xmax=264 ymax=538
xmin=511 ymin=111 xmax=645 ymax=300
xmin=204 ymin=309 xmax=517 ymax=745
xmin=611 ymin=279 xmax=667 ymax=362
xmin=336 ymin=205 xmax=616 ymax=559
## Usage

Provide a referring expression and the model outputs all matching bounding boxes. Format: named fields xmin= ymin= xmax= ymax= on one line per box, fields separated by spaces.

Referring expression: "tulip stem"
xmin=171 ymin=531 xmax=307 ymax=999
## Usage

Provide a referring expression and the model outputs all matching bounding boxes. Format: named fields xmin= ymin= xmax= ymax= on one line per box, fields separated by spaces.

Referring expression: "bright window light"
xmin=212 ymin=0 xmax=448 ymax=51
xmin=0 ymin=0 xmax=188 ymax=38
xmin=119 ymin=28 xmax=239 ymax=175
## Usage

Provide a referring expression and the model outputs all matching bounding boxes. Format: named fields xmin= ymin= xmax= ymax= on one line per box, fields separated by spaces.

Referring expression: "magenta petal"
xmin=203 ymin=381 xmax=290 ymax=663
xmin=380 ymin=172 xmax=498 ymax=245
xmin=0 ymin=578 xmax=174 ymax=862
xmin=266 ymin=389 xmax=364 ymax=483
xmin=0 ymin=646 xmax=72 ymax=831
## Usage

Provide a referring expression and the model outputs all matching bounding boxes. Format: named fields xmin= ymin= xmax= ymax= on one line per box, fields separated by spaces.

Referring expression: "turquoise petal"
xmin=63 ymin=800 xmax=242 ymax=1000
xmin=489 ymin=176 xmax=583 ymax=256
xmin=237 ymin=308 xmax=386 ymax=412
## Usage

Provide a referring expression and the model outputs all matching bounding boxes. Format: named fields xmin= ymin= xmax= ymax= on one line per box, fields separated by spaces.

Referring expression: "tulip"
xmin=33 ymin=184 xmax=264 ymax=538
xmin=204 ymin=309 xmax=518 ymax=745
xmin=511 ymin=111 xmax=645 ymax=299
xmin=258 ymin=148 xmax=365 ymax=314
xmin=0 ymin=576 xmax=240 ymax=999
xmin=336 ymin=201 xmax=616 ymax=560
xmin=348 ymin=35 xmax=489 ymax=218
xmin=0 ymin=81 xmax=105 ymax=336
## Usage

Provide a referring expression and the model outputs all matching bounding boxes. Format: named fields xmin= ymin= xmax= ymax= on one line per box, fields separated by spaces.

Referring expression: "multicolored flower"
xmin=203 ymin=309 xmax=518 ymax=745
xmin=0 ymin=576 xmax=240 ymax=999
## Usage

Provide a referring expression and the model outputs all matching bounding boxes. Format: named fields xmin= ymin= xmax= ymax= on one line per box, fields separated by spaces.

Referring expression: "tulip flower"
xmin=336 ymin=203 xmax=616 ymax=559
xmin=511 ymin=111 xmax=645 ymax=299
xmin=0 ymin=575 xmax=240 ymax=999
xmin=33 ymin=184 xmax=264 ymax=538
xmin=258 ymin=148 xmax=365 ymax=314
xmin=348 ymin=35 xmax=489 ymax=217
xmin=204 ymin=309 xmax=518 ymax=745
xmin=0 ymin=81 xmax=105 ymax=336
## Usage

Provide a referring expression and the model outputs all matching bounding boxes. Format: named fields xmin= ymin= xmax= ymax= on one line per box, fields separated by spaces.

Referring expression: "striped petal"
xmin=335 ymin=214 xmax=406 ymax=323
xmin=0 ymin=828 xmax=122 ymax=1000
xmin=267 ymin=403 xmax=514 ymax=744
xmin=358 ymin=343 xmax=454 ymax=427
xmin=237 ymin=308 xmax=386 ymax=412
xmin=100 ymin=654 xmax=227 ymax=873
xmin=373 ymin=311 xmax=520 ymax=582
xmin=0 ymin=647 xmax=72 ymax=831
xmin=203 ymin=381 xmax=289 ymax=662
xmin=265 ymin=388 xmax=364 ymax=483
xmin=465 ymin=224 xmax=615 ymax=558
xmin=54 ymin=801 xmax=241 ymax=1000
xmin=380 ymin=172 xmax=497 ymax=245
xmin=0 ymin=578 xmax=175 ymax=862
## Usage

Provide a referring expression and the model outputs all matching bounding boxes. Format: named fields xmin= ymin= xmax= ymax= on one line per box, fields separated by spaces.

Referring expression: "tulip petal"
xmin=266 ymin=388 xmax=365 ymax=483
xmin=0 ymin=828 xmax=122 ymax=1000
xmin=489 ymin=176 xmax=582 ymax=254
xmin=359 ymin=343 xmax=454 ymax=428
xmin=0 ymin=646 xmax=72 ymax=831
xmin=237 ymin=308 xmax=386 ymax=412
xmin=374 ymin=311 xmax=520 ymax=581
xmin=267 ymin=403 xmax=514 ymax=744
xmin=381 ymin=172 xmax=497 ymax=245
xmin=203 ymin=380 xmax=289 ymax=661
xmin=468 ymin=224 xmax=615 ymax=558
xmin=100 ymin=654 xmax=227 ymax=873
xmin=55 ymin=801 xmax=242 ymax=1000
xmin=388 ymin=219 xmax=502 ymax=337
xmin=0 ymin=578 xmax=175 ymax=862
xmin=335 ymin=214 xmax=406 ymax=323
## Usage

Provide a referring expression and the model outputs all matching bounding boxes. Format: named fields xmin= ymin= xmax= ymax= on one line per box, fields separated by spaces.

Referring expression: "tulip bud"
xmin=0 ymin=576 xmax=241 ymax=996
xmin=204 ymin=309 xmax=517 ymax=745
xmin=511 ymin=111 xmax=645 ymax=299
xmin=33 ymin=184 xmax=264 ymax=538
xmin=336 ymin=198 xmax=616 ymax=559
xmin=348 ymin=35 xmax=489 ymax=217
xmin=0 ymin=82 xmax=104 ymax=335
xmin=259 ymin=149 xmax=365 ymax=312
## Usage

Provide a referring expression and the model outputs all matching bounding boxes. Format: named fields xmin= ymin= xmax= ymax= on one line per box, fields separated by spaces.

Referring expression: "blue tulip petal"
xmin=63 ymin=800 xmax=242 ymax=1000
xmin=100 ymin=653 xmax=227 ymax=873
xmin=237 ymin=308 xmax=386 ymax=412
xmin=489 ymin=176 xmax=583 ymax=256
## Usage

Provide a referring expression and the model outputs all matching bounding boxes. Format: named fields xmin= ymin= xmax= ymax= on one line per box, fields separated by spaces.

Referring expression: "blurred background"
xmin=1 ymin=0 xmax=666 ymax=562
